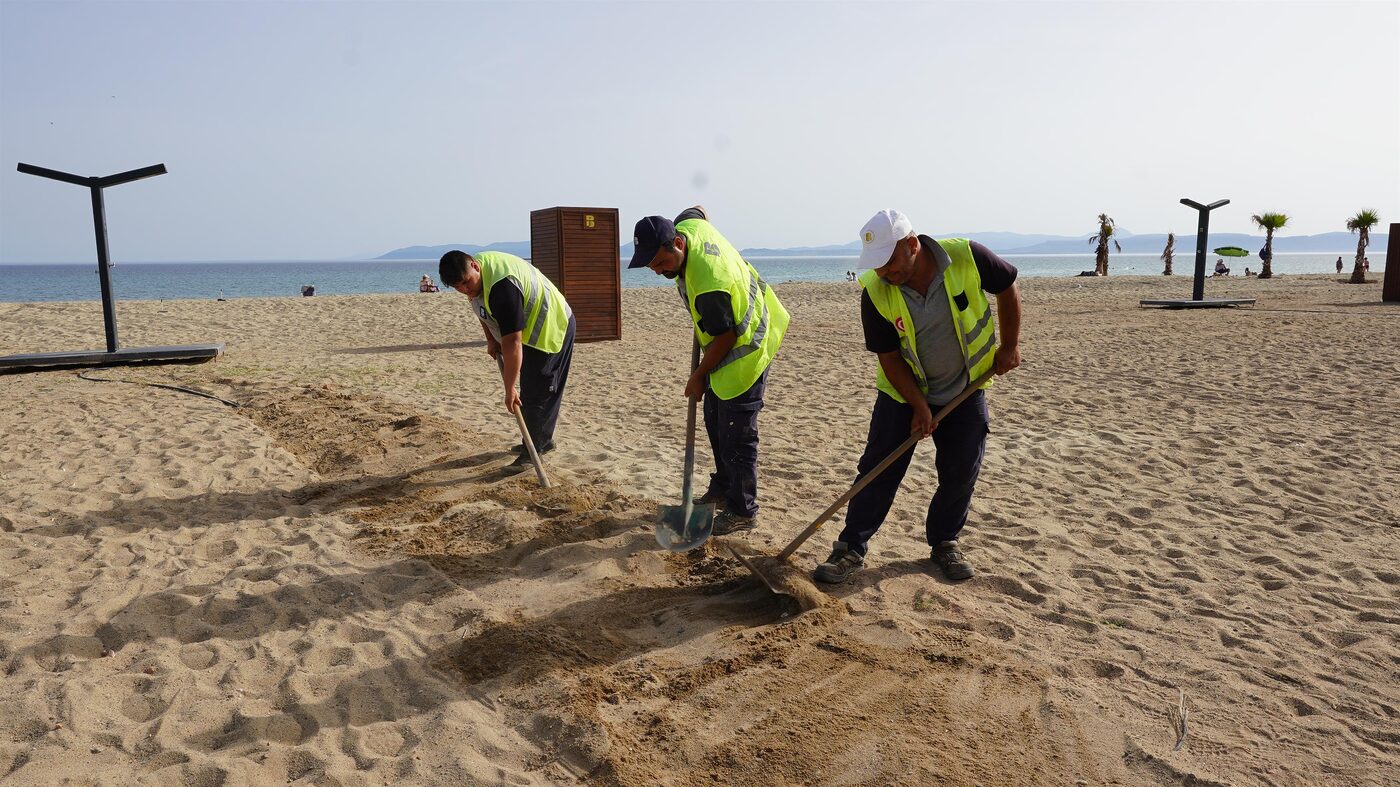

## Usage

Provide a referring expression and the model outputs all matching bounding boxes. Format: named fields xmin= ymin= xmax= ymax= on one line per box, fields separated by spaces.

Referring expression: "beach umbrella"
xmin=1213 ymin=246 xmax=1250 ymax=257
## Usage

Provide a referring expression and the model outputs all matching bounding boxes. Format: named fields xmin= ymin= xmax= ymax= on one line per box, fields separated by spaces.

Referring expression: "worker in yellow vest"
xmin=814 ymin=210 xmax=1022 ymax=585
xmin=439 ymin=250 xmax=575 ymax=466
xmin=629 ymin=207 xmax=790 ymax=535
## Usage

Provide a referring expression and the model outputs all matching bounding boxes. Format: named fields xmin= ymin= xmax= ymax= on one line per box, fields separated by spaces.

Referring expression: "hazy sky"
xmin=2 ymin=0 xmax=1396 ymax=262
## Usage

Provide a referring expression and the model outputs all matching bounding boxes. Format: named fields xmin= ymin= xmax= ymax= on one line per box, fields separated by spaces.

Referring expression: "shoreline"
xmin=2 ymin=271 xmax=1389 ymax=308
xmin=0 ymin=249 xmax=1387 ymax=266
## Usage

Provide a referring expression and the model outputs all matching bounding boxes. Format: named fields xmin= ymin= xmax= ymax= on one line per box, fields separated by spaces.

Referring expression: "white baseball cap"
xmin=856 ymin=209 xmax=914 ymax=268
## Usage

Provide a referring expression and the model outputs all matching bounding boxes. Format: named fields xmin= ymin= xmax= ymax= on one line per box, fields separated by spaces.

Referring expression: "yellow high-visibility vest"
xmin=674 ymin=218 xmax=789 ymax=399
xmin=859 ymin=238 xmax=995 ymax=403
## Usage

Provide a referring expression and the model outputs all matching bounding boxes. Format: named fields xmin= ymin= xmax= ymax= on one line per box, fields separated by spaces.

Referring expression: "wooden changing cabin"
xmin=529 ymin=206 xmax=622 ymax=342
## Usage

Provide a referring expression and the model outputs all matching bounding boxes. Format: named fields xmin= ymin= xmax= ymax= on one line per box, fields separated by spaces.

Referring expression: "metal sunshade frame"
xmin=1 ymin=162 xmax=224 ymax=372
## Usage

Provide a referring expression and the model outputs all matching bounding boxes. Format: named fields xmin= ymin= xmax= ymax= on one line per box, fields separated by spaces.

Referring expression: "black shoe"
xmin=711 ymin=510 xmax=757 ymax=536
xmin=692 ymin=489 xmax=728 ymax=511
xmin=509 ymin=442 xmax=555 ymax=466
xmin=813 ymin=542 xmax=863 ymax=584
xmin=930 ymin=540 xmax=974 ymax=580
xmin=513 ymin=441 xmax=555 ymax=456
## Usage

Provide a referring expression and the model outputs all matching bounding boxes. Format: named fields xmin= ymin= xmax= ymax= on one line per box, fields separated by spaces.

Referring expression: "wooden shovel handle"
xmin=498 ymin=355 xmax=551 ymax=488
xmin=776 ymin=370 xmax=995 ymax=561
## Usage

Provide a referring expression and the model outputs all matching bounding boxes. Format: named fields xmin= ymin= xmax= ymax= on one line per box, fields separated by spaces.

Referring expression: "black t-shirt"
xmin=488 ymin=281 xmax=526 ymax=336
xmin=674 ymin=206 xmax=737 ymax=336
xmin=862 ymin=239 xmax=1017 ymax=353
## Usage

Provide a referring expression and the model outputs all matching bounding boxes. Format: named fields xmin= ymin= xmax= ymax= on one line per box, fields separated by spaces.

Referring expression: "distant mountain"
xmin=376 ymin=241 xmax=531 ymax=260
xmin=1002 ymin=231 xmax=1388 ymax=254
xmin=739 ymin=241 xmax=859 ymax=257
xmin=953 ymin=231 xmax=1112 ymax=249
xmin=379 ymin=231 xmax=1386 ymax=262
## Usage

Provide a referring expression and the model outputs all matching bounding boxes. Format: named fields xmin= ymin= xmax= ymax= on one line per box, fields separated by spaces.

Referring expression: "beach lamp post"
xmin=1 ymin=162 xmax=223 ymax=372
xmin=1140 ymin=197 xmax=1255 ymax=309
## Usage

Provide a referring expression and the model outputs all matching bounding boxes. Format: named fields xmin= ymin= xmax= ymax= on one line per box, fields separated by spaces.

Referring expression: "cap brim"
xmin=627 ymin=246 xmax=657 ymax=269
xmin=857 ymin=240 xmax=897 ymax=269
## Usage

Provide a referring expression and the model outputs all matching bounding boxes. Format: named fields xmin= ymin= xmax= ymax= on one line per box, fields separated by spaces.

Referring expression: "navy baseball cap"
xmin=628 ymin=216 xmax=676 ymax=269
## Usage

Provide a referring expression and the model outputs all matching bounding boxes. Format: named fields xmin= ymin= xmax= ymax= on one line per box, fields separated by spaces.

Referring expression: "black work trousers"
xmin=519 ymin=315 xmax=575 ymax=449
xmin=702 ymin=370 xmax=768 ymax=518
xmin=837 ymin=389 xmax=989 ymax=556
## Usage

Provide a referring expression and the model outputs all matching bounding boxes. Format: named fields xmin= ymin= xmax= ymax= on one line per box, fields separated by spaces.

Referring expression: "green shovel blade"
xmin=655 ymin=502 xmax=715 ymax=552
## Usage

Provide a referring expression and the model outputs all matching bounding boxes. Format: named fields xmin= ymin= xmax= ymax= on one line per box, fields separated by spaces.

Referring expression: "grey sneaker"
xmin=712 ymin=510 xmax=756 ymax=536
xmin=813 ymin=542 xmax=864 ymax=584
xmin=930 ymin=540 xmax=974 ymax=580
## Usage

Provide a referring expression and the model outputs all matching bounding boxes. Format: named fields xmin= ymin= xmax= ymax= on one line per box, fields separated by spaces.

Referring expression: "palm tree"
xmin=1161 ymin=232 xmax=1175 ymax=275
xmin=1088 ymin=213 xmax=1121 ymax=276
xmin=1251 ymin=212 xmax=1289 ymax=279
xmin=1346 ymin=209 xmax=1381 ymax=284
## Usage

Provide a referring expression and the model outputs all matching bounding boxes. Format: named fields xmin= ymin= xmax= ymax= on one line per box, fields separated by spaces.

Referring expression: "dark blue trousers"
xmin=838 ymin=389 xmax=989 ymax=556
xmin=702 ymin=370 xmax=767 ymax=518
xmin=519 ymin=315 xmax=575 ymax=448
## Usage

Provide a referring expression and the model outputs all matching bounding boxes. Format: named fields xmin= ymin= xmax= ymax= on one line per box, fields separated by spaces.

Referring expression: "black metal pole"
xmin=90 ymin=184 xmax=119 ymax=351
xmin=1181 ymin=198 xmax=1230 ymax=302
xmin=1191 ymin=209 xmax=1209 ymax=301
xmin=17 ymin=162 xmax=166 ymax=355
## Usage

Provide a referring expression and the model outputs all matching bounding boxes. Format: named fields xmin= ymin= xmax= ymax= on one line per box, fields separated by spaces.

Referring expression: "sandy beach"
xmin=1 ymin=274 xmax=1396 ymax=786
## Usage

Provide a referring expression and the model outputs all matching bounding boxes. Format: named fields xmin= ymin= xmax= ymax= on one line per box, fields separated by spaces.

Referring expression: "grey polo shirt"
xmin=899 ymin=244 xmax=968 ymax=405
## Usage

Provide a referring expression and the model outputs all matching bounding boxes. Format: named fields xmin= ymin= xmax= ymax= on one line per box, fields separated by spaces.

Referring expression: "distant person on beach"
xmin=1244 ymin=267 xmax=1254 ymax=277
xmin=1214 ymin=259 xmax=1230 ymax=277
xmin=1336 ymin=256 xmax=1344 ymax=274
xmin=439 ymin=250 xmax=575 ymax=464
xmin=814 ymin=209 xmax=1021 ymax=586
xmin=1364 ymin=257 xmax=1371 ymax=272
xmin=418 ymin=274 xmax=439 ymax=293
xmin=300 ymin=284 xmax=314 ymax=297
xmin=629 ymin=205 xmax=790 ymax=537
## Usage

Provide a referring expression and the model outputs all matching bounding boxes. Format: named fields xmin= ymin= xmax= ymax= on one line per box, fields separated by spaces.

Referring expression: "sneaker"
xmin=512 ymin=441 xmax=556 ymax=456
xmin=711 ymin=510 xmax=757 ymax=536
xmin=692 ymin=489 xmax=728 ymax=511
xmin=509 ymin=442 xmax=555 ymax=466
xmin=813 ymin=542 xmax=864 ymax=584
xmin=930 ymin=540 xmax=975 ymax=580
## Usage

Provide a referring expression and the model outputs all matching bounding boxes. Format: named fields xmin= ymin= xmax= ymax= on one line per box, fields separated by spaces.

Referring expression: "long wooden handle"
xmin=678 ymin=337 xmax=702 ymax=526
xmin=776 ymin=369 xmax=995 ymax=561
xmin=514 ymin=405 xmax=551 ymax=488
xmin=499 ymin=355 xmax=551 ymax=488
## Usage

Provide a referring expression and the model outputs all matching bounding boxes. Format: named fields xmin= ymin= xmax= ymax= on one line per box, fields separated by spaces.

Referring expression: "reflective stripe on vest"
xmin=859 ymin=238 xmax=995 ymax=403
xmin=675 ymin=218 xmax=789 ymax=400
xmin=478 ymin=251 xmax=571 ymax=354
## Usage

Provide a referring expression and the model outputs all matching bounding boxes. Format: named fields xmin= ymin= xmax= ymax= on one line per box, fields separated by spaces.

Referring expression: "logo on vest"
xmin=703 ymin=241 xmax=720 ymax=256
xmin=895 ymin=316 xmax=906 ymax=333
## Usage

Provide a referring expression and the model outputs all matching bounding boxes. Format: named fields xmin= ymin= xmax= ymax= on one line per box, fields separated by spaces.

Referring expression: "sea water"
xmin=0 ymin=253 xmax=1382 ymax=303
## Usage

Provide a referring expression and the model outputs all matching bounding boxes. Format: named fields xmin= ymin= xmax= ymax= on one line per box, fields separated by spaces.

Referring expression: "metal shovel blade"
xmin=654 ymin=502 xmax=715 ymax=551
xmin=728 ymin=546 xmax=796 ymax=606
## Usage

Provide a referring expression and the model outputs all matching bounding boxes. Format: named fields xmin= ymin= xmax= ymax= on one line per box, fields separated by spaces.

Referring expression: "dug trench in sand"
xmin=1 ymin=275 xmax=1396 ymax=786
